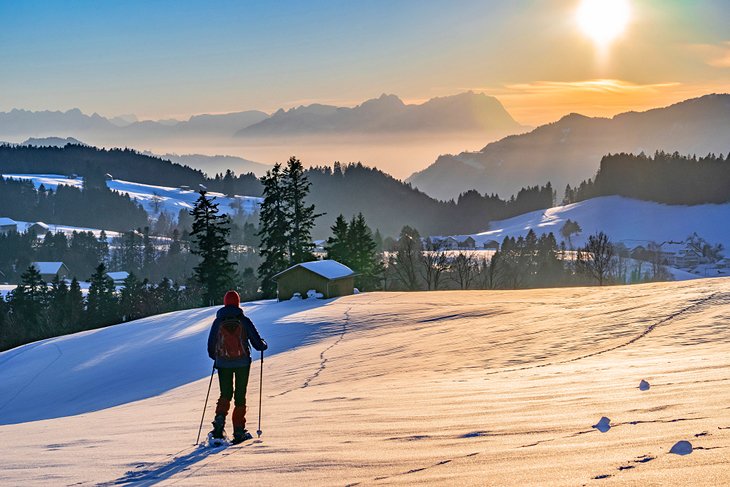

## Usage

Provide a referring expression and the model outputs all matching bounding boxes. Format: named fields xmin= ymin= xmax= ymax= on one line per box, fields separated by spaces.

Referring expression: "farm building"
xmin=273 ymin=260 xmax=355 ymax=301
xmin=31 ymin=262 xmax=70 ymax=282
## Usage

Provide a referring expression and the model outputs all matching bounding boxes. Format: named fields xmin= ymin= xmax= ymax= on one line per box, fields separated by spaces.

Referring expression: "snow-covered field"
xmin=2 ymin=173 xmax=262 ymax=218
xmin=1 ymin=280 xmax=729 ymax=485
xmin=442 ymin=196 xmax=730 ymax=251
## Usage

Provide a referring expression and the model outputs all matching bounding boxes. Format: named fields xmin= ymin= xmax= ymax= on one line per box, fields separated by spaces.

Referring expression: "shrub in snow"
xmin=639 ymin=379 xmax=650 ymax=391
xmin=353 ymin=288 xmax=360 ymax=294
xmin=592 ymin=416 xmax=611 ymax=433
xmin=669 ymin=440 xmax=693 ymax=455
xmin=290 ymin=293 xmax=302 ymax=300
xmin=307 ymin=289 xmax=324 ymax=299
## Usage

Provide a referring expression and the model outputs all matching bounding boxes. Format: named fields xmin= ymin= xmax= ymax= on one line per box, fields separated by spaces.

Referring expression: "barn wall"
xmin=276 ymin=267 xmax=330 ymax=301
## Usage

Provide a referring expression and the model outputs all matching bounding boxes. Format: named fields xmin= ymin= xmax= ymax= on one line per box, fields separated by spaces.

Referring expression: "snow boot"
xmin=210 ymin=414 xmax=226 ymax=439
xmin=231 ymin=427 xmax=253 ymax=445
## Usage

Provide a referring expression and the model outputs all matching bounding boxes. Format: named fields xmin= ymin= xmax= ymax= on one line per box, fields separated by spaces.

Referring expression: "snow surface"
xmin=2 ymin=173 xmax=262 ymax=219
xmin=441 ymin=195 xmax=730 ymax=251
xmin=1 ymin=280 xmax=730 ymax=485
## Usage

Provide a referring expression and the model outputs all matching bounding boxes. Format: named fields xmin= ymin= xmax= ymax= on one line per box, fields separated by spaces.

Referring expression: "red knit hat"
xmin=223 ymin=290 xmax=240 ymax=307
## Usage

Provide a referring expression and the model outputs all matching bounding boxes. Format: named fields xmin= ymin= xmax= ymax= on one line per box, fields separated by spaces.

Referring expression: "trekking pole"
xmin=195 ymin=364 xmax=216 ymax=446
xmin=257 ymin=350 xmax=264 ymax=438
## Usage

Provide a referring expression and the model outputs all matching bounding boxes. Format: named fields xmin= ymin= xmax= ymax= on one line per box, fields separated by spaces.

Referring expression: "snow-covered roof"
xmin=0 ymin=217 xmax=17 ymax=226
xmin=274 ymin=260 xmax=355 ymax=281
xmin=29 ymin=221 xmax=50 ymax=230
xmin=107 ymin=271 xmax=130 ymax=281
xmin=32 ymin=262 xmax=67 ymax=275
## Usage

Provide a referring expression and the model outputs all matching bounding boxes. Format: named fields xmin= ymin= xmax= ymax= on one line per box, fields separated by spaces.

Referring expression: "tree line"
xmin=563 ymin=151 xmax=730 ymax=205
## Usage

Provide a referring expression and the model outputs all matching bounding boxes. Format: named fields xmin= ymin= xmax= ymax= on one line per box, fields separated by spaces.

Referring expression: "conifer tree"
xmin=49 ymin=274 xmax=70 ymax=330
xmin=9 ymin=265 xmax=48 ymax=332
xmin=346 ymin=213 xmax=382 ymax=290
xmin=86 ymin=263 xmax=118 ymax=326
xmin=257 ymin=163 xmax=290 ymax=297
xmin=120 ymin=273 xmax=145 ymax=321
xmin=283 ymin=156 xmax=321 ymax=264
xmin=189 ymin=191 xmax=236 ymax=305
xmin=67 ymin=277 xmax=84 ymax=330
xmin=325 ymin=214 xmax=350 ymax=264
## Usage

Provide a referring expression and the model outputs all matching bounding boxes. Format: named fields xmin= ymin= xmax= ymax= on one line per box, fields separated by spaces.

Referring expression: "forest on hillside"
xmin=564 ymin=151 xmax=730 ymax=205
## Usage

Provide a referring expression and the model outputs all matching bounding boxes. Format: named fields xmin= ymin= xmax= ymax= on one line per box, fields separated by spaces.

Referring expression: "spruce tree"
xmin=9 ymin=265 xmax=48 ymax=334
xmin=49 ymin=274 xmax=70 ymax=330
xmin=86 ymin=263 xmax=118 ymax=326
xmin=189 ymin=190 xmax=236 ymax=305
xmin=325 ymin=214 xmax=350 ymax=264
xmin=283 ymin=156 xmax=321 ymax=264
xmin=120 ymin=273 xmax=145 ymax=321
xmin=346 ymin=213 xmax=383 ymax=290
xmin=257 ymin=164 xmax=290 ymax=297
xmin=67 ymin=277 xmax=84 ymax=330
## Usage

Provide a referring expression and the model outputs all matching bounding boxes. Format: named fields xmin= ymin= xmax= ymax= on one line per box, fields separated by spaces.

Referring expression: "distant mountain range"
xmin=235 ymin=92 xmax=522 ymax=136
xmin=0 ymin=92 xmax=522 ymax=144
xmin=407 ymin=94 xmax=730 ymax=201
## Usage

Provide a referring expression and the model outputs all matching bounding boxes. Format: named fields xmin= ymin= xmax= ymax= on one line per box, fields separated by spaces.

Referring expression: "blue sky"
xmin=1 ymin=0 xmax=729 ymax=123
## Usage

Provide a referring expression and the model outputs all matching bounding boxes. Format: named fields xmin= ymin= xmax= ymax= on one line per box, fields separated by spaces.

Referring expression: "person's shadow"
xmin=102 ymin=441 xmax=257 ymax=486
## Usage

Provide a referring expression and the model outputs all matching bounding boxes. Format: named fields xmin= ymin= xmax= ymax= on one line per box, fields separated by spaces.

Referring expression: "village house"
xmin=0 ymin=217 xmax=18 ymax=234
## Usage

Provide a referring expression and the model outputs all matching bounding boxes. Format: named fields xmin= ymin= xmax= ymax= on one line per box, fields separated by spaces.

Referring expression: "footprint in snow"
xmin=593 ymin=416 xmax=611 ymax=433
xmin=669 ymin=440 xmax=693 ymax=455
xmin=639 ymin=379 xmax=650 ymax=391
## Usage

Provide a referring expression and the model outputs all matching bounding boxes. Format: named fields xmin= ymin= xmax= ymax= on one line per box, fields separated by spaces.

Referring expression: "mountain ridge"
xmin=407 ymin=93 xmax=730 ymax=201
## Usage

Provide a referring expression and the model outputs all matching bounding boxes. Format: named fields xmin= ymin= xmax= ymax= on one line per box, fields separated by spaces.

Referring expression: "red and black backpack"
xmin=215 ymin=316 xmax=249 ymax=360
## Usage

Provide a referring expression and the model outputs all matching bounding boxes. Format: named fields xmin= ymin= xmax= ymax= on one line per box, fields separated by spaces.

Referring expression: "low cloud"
xmin=687 ymin=41 xmax=730 ymax=68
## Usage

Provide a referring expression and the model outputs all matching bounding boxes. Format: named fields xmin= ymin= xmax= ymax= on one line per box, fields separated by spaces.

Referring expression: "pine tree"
xmin=86 ymin=263 xmax=118 ymax=326
xmin=67 ymin=277 xmax=84 ymax=330
xmin=325 ymin=214 xmax=350 ymax=264
xmin=9 ymin=265 xmax=48 ymax=334
xmin=120 ymin=273 xmax=146 ymax=321
xmin=189 ymin=190 xmax=236 ymax=305
xmin=346 ymin=213 xmax=383 ymax=291
xmin=257 ymin=164 xmax=290 ymax=297
xmin=49 ymin=274 xmax=70 ymax=330
xmin=283 ymin=156 xmax=321 ymax=264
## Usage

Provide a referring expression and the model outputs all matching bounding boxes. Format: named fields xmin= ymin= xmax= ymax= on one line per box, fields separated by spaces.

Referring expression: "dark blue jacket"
xmin=207 ymin=305 xmax=267 ymax=368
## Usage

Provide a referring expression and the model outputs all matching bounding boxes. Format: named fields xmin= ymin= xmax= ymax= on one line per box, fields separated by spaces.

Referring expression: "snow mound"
xmin=0 ymin=298 xmax=334 ymax=425
xmin=307 ymin=289 xmax=325 ymax=299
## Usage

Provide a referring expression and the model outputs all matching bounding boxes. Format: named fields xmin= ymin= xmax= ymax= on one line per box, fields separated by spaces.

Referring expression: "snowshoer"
xmin=207 ymin=290 xmax=268 ymax=444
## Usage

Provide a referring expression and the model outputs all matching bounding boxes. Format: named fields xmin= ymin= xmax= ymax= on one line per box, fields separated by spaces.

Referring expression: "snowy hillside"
xmin=1 ymin=281 xmax=730 ymax=485
xmin=2 ymin=173 xmax=262 ymax=219
xmin=443 ymin=195 xmax=730 ymax=250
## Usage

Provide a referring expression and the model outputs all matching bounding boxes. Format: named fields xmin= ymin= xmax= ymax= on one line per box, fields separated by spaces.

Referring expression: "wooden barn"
xmin=273 ymin=260 xmax=355 ymax=301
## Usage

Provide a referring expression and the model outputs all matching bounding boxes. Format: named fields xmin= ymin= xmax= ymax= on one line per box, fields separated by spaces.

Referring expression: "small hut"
xmin=273 ymin=260 xmax=355 ymax=301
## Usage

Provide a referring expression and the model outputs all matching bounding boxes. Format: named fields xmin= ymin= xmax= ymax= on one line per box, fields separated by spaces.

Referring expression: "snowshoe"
xmin=205 ymin=414 xmax=228 ymax=446
xmin=206 ymin=432 xmax=229 ymax=448
xmin=231 ymin=428 xmax=253 ymax=445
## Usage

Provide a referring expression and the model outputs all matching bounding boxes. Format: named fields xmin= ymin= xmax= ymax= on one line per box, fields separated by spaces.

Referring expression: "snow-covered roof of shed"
xmin=32 ymin=262 xmax=66 ymax=274
xmin=0 ymin=217 xmax=17 ymax=226
xmin=274 ymin=260 xmax=355 ymax=280
xmin=107 ymin=271 xmax=130 ymax=281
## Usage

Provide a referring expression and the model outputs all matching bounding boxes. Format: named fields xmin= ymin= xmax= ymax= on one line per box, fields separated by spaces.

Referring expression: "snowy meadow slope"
xmin=2 ymin=173 xmax=262 ymax=219
xmin=1 ymin=281 xmax=729 ymax=485
xmin=441 ymin=195 xmax=730 ymax=250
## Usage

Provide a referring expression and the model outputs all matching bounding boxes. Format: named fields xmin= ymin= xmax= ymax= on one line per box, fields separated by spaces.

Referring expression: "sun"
xmin=576 ymin=0 xmax=631 ymax=49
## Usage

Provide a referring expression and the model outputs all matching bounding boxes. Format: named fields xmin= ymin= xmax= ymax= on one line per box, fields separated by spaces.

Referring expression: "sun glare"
xmin=576 ymin=0 xmax=631 ymax=49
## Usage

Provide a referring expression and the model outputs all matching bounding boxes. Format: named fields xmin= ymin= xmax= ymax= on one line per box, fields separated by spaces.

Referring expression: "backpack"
xmin=215 ymin=316 xmax=249 ymax=360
